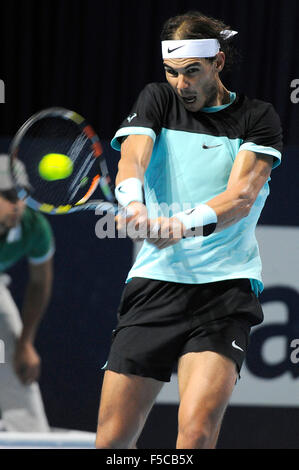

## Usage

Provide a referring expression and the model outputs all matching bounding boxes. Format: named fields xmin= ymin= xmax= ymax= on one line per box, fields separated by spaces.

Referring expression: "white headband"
xmin=162 ymin=30 xmax=238 ymax=59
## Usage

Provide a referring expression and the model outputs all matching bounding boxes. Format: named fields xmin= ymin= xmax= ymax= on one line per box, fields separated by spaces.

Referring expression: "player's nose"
xmin=177 ymin=74 xmax=190 ymax=91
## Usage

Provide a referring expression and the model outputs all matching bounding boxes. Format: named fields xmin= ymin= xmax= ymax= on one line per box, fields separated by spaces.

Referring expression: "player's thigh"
xmin=97 ymin=370 xmax=164 ymax=444
xmin=177 ymin=351 xmax=237 ymax=429
xmin=177 ymin=313 xmax=251 ymax=426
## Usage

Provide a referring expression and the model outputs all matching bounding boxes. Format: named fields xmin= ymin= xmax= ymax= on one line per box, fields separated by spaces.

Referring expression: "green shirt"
xmin=0 ymin=207 xmax=55 ymax=272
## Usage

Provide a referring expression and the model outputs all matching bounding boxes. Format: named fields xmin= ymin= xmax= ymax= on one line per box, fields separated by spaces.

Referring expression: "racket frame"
xmin=9 ymin=107 xmax=117 ymax=215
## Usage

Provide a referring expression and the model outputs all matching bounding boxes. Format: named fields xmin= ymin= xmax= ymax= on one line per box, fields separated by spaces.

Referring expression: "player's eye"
xmin=186 ymin=68 xmax=200 ymax=75
xmin=165 ymin=68 xmax=178 ymax=77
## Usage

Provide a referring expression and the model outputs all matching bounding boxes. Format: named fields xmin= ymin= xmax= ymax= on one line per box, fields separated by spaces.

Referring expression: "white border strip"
xmin=239 ymin=142 xmax=282 ymax=168
xmin=111 ymin=127 xmax=156 ymax=151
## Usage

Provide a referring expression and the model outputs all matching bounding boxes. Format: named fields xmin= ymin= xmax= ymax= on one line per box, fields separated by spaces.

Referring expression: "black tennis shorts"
xmin=104 ymin=277 xmax=264 ymax=382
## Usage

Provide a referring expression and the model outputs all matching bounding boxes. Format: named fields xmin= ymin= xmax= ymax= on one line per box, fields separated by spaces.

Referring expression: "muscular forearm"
xmin=115 ymin=135 xmax=153 ymax=186
xmin=206 ymin=182 xmax=255 ymax=231
xmin=173 ymin=178 xmax=260 ymax=241
xmin=116 ymin=157 xmax=145 ymax=185
xmin=206 ymin=152 xmax=273 ymax=232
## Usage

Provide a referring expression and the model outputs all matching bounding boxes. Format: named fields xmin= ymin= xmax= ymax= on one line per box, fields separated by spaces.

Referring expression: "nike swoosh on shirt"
xmin=202 ymin=144 xmax=223 ymax=149
xmin=232 ymin=340 xmax=244 ymax=352
xmin=167 ymin=45 xmax=185 ymax=54
xmin=127 ymin=113 xmax=137 ymax=123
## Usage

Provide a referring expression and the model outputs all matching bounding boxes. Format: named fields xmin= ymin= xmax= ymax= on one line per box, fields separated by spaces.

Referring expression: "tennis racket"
xmin=9 ymin=107 xmax=119 ymax=215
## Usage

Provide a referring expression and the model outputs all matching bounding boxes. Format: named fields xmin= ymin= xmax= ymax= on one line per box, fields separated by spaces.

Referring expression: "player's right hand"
xmin=115 ymin=201 xmax=149 ymax=241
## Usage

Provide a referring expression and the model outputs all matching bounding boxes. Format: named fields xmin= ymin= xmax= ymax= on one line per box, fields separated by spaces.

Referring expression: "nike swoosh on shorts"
xmin=232 ymin=340 xmax=244 ymax=352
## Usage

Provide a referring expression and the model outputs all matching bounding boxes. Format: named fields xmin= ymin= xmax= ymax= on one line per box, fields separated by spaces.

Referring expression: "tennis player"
xmin=96 ymin=11 xmax=283 ymax=449
xmin=0 ymin=154 xmax=54 ymax=432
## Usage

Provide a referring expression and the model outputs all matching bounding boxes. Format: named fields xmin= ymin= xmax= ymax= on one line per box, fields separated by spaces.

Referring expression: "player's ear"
xmin=214 ymin=52 xmax=225 ymax=73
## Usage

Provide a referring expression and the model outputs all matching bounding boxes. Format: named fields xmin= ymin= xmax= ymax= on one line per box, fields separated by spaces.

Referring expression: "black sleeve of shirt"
xmin=117 ymin=83 xmax=168 ymax=139
xmin=243 ymin=101 xmax=283 ymax=154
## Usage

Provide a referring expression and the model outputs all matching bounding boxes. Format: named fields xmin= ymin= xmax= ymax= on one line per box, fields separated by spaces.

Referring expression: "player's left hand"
xmin=115 ymin=201 xmax=149 ymax=241
xmin=146 ymin=216 xmax=186 ymax=249
xmin=13 ymin=340 xmax=41 ymax=385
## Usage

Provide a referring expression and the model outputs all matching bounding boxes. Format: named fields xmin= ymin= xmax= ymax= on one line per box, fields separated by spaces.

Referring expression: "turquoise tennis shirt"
xmin=111 ymin=83 xmax=283 ymax=295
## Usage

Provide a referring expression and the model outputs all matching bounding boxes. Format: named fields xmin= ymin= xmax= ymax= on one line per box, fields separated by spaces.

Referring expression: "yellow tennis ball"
xmin=38 ymin=153 xmax=73 ymax=181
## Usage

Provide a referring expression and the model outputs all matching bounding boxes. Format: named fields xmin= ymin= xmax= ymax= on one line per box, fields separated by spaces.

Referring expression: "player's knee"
xmin=95 ymin=436 xmax=116 ymax=449
xmin=177 ymin=423 xmax=211 ymax=449
xmin=96 ymin=422 xmax=135 ymax=449
xmin=177 ymin=411 xmax=218 ymax=449
xmin=95 ymin=433 xmax=130 ymax=449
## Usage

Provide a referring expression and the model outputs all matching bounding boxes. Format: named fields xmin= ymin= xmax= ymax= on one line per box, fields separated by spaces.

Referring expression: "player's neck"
xmin=214 ymin=82 xmax=231 ymax=107
xmin=203 ymin=79 xmax=231 ymax=109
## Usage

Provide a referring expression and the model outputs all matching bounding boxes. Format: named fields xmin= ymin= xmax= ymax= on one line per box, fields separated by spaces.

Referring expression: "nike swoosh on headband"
xmin=167 ymin=45 xmax=185 ymax=54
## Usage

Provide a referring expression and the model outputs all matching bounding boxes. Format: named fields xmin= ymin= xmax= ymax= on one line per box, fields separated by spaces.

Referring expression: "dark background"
xmin=0 ymin=0 xmax=298 ymax=449
xmin=0 ymin=0 xmax=299 ymax=145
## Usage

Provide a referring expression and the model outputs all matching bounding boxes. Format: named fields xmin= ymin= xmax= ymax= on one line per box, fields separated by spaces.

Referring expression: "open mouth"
xmin=181 ymin=96 xmax=196 ymax=105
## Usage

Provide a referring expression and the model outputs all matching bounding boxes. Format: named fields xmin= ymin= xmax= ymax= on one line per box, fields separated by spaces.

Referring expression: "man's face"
xmin=163 ymin=53 xmax=224 ymax=112
xmin=0 ymin=195 xmax=25 ymax=231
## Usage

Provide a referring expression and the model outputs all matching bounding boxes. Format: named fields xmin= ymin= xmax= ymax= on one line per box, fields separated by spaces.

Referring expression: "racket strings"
xmin=14 ymin=116 xmax=101 ymax=207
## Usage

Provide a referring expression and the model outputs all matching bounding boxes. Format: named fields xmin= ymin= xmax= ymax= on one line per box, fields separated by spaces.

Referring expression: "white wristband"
xmin=175 ymin=204 xmax=217 ymax=236
xmin=115 ymin=178 xmax=144 ymax=207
